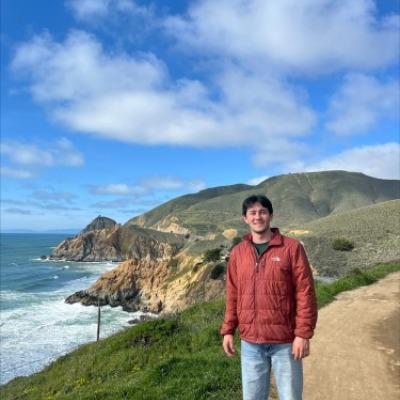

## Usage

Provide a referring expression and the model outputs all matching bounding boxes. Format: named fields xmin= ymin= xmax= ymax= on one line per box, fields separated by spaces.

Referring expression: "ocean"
xmin=0 ymin=233 xmax=144 ymax=385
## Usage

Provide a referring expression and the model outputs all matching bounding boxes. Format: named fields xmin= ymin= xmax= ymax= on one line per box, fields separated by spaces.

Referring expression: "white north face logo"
xmin=272 ymin=256 xmax=281 ymax=262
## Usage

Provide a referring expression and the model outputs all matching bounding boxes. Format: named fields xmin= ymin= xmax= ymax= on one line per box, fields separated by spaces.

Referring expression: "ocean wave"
xmin=0 ymin=235 xmax=133 ymax=385
xmin=0 ymin=297 xmax=138 ymax=384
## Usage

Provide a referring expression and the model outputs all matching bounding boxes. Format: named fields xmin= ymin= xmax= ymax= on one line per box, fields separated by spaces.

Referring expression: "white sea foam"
xmin=0 ymin=290 xmax=143 ymax=384
xmin=0 ymin=260 xmax=143 ymax=385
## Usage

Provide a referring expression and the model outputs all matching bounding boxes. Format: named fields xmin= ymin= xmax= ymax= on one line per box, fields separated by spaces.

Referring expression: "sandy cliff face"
xmin=65 ymin=254 xmax=227 ymax=314
xmin=66 ymin=258 xmax=171 ymax=312
xmin=53 ymin=221 xmax=214 ymax=313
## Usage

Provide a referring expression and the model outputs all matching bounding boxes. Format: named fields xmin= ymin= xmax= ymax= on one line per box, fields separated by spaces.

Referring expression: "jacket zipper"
xmin=254 ymin=247 xmax=260 ymax=273
xmin=253 ymin=246 xmax=269 ymax=342
xmin=254 ymin=248 xmax=259 ymax=341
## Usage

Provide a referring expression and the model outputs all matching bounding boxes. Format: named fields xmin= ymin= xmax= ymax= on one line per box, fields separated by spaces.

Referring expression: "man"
xmin=221 ymin=194 xmax=318 ymax=400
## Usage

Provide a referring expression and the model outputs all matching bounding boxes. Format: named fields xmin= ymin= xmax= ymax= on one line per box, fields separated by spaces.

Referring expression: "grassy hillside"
xmin=124 ymin=184 xmax=251 ymax=230
xmin=124 ymin=171 xmax=400 ymax=235
xmin=1 ymin=263 xmax=399 ymax=400
xmin=293 ymin=199 xmax=400 ymax=277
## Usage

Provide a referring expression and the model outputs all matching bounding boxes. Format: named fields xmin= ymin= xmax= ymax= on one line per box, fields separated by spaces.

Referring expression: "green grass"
xmin=315 ymin=262 xmax=400 ymax=308
xmin=1 ymin=263 xmax=399 ymax=400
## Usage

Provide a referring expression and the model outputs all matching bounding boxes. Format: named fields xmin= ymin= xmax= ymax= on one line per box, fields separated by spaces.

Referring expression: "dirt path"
xmin=303 ymin=272 xmax=400 ymax=400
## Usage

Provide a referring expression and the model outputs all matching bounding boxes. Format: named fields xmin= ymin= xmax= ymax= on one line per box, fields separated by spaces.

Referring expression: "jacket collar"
xmin=243 ymin=227 xmax=282 ymax=247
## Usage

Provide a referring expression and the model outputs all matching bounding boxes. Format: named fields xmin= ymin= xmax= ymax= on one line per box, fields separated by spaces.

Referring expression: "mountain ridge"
xmin=125 ymin=170 xmax=399 ymax=235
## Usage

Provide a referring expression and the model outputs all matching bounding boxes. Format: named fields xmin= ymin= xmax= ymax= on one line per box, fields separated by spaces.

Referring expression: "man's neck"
xmin=251 ymin=229 xmax=273 ymax=244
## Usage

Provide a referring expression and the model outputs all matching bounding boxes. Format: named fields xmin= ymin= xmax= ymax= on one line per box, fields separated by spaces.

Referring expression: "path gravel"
xmin=303 ymin=272 xmax=400 ymax=400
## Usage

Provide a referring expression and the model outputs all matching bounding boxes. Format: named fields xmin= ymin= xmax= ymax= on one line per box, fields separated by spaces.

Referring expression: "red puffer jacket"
xmin=220 ymin=228 xmax=318 ymax=343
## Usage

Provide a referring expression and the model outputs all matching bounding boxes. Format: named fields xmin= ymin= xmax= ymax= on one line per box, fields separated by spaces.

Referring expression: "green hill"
xmin=125 ymin=171 xmax=399 ymax=235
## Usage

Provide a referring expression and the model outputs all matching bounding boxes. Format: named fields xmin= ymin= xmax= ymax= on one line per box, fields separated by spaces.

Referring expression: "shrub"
xmin=204 ymin=248 xmax=222 ymax=262
xmin=192 ymin=263 xmax=203 ymax=274
xmin=231 ymin=236 xmax=242 ymax=249
xmin=168 ymin=258 xmax=179 ymax=270
xmin=332 ymin=237 xmax=355 ymax=251
xmin=210 ymin=263 xmax=226 ymax=280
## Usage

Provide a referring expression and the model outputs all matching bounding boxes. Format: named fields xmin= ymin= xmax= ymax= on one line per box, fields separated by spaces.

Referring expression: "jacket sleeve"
xmin=220 ymin=249 xmax=239 ymax=336
xmin=291 ymin=242 xmax=318 ymax=339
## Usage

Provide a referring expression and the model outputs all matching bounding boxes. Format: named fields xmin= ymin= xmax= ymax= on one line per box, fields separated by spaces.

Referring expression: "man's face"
xmin=243 ymin=202 xmax=272 ymax=234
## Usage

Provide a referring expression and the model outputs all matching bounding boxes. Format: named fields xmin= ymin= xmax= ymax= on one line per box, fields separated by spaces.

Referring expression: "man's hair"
xmin=242 ymin=194 xmax=273 ymax=216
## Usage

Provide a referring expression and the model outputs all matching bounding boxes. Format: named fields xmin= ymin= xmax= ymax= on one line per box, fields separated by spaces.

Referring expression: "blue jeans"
xmin=241 ymin=340 xmax=303 ymax=400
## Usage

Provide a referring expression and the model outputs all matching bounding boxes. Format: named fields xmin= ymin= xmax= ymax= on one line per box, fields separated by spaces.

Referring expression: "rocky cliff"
xmin=50 ymin=221 xmax=184 ymax=262
xmin=65 ymin=253 xmax=227 ymax=314
xmin=53 ymin=217 xmax=226 ymax=313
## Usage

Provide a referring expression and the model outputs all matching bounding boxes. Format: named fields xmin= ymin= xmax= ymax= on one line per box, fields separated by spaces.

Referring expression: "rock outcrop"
xmin=50 ymin=223 xmax=184 ymax=262
xmin=65 ymin=258 xmax=170 ymax=312
xmin=51 ymin=227 xmax=124 ymax=262
xmin=80 ymin=216 xmax=117 ymax=234
xmin=65 ymin=254 xmax=227 ymax=314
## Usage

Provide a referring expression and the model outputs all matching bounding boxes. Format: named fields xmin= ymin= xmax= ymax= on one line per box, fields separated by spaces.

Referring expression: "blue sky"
xmin=1 ymin=0 xmax=399 ymax=231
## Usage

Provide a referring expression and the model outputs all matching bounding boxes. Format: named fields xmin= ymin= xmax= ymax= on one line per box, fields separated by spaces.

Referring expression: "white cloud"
xmin=165 ymin=0 xmax=399 ymax=73
xmin=140 ymin=176 xmax=206 ymax=193
xmin=31 ymin=190 xmax=77 ymax=203
xmin=7 ymin=1 xmax=399 ymax=187
xmin=326 ymin=74 xmax=400 ymax=135
xmin=90 ymin=177 xmax=205 ymax=197
xmin=1 ymin=142 xmax=54 ymax=166
xmin=3 ymin=208 xmax=33 ymax=215
xmin=0 ymin=138 xmax=84 ymax=170
xmin=292 ymin=143 xmax=400 ymax=180
xmin=11 ymin=31 xmax=316 ymax=148
xmin=53 ymin=138 xmax=85 ymax=166
xmin=0 ymin=167 xmax=35 ymax=179
xmin=90 ymin=183 xmax=147 ymax=196
xmin=247 ymin=176 xmax=269 ymax=185
xmin=12 ymin=31 xmax=165 ymax=102
xmin=251 ymin=138 xmax=311 ymax=168
xmin=140 ymin=177 xmax=186 ymax=190
xmin=66 ymin=0 xmax=151 ymax=22
xmin=88 ymin=177 xmax=206 ymax=212
xmin=91 ymin=198 xmax=135 ymax=209
xmin=67 ymin=0 xmax=110 ymax=20
xmin=187 ymin=180 xmax=206 ymax=193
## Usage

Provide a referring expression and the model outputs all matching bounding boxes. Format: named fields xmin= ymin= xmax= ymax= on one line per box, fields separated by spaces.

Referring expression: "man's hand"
xmin=292 ymin=336 xmax=310 ymax=360
xmin=222 ymin=334 xmax=236 ymax=357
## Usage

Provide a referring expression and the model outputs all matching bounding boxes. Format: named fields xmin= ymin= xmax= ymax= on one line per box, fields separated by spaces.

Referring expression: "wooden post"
xmin=97 ymin=296 xmax=101 ymax=341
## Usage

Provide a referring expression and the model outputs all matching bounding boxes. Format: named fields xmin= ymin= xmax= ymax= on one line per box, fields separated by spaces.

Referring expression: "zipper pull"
xmin=256 ymin=261 xmax=259 ymax=273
